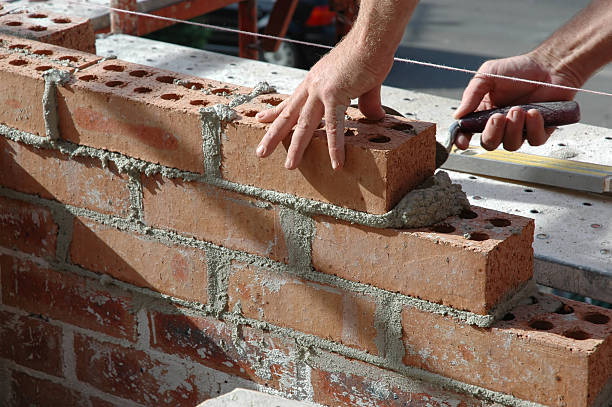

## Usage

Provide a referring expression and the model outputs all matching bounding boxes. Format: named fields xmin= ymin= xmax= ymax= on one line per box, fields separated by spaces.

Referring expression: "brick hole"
xmin=502 ymin=313 xmax=515 ymax=321
xmin=529 ymin=320 xmax=554 ymax=330
xmin=528 ymin=296 xmax=539 ymax=304
xmin=28 ymin=13 xmax=47 ymax=18
xmin=103 ymin=64 xmax=125 ymax=72
xmin=35 ymin=65 xmax=53 ymax=72
xmin=468 ymin=232 xmax=489 ymax=241
xmin=156 ymin=75 xmax=176 ymax=83
xmin=583 ymin=312 xmax=610 ymax=325
xmin=28 ymin=26 xmax=47 ymax=32
xmin=133 ymin=87 xmax=152 ymax=93
xmin=190 ymin=100 xmax=209 ymax=106
xmin=555 ymin=303 xmax=574 ymax=315
xmin=344 ymin=129 xmax=355 ymax=137
xmin=391 ymin=123 xmax=414 ymax=132
xmin=459 ymin=209 xmax=478 ymax=219
xmin=368 ymin=135 xmax=391 ymax=143
xmin=8 ymin=59 xmax=28 ymax=66
xmin=160 ymin=93 xmax=181 ymax=101
xmin=79 ymin=74 xmax=97 ymax=81
xmin=5 ymin=22 xmax=23 ymax=26
xmin=431 ymin=223 xmax=455 ymax=233
xmin=242 ymin=110 xmax=258 ymax=117
xmin=211 ymin=87 xmax=231 ymax=95
xmin=261 ymin=96 xmax=283 ymax=106
xmin=488 ymin=218 xmax=511 ymax=227
xmin=8 ymin=44 xmax=30 ymax=50
xmin=182 ymin=81 xmax=204 ymax=90
xmin=33 ymin=49 xmax=53 ymax=56
xmin=105 ymin=80 xmax=125 ymax=87
xmin=563 ymin=329 xmax=591 ymax=340
xmin=52 ymin=18 xmax=71 ymax=24
xmin=129 ymin=69 xmax=148 ymax=77
xmin=59 ymin=56 xmax=78 ymax=62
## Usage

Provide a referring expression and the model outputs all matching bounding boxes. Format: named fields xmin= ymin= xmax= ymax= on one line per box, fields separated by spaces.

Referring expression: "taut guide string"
xmin=7 ymin=0 xmax=612 ymax=98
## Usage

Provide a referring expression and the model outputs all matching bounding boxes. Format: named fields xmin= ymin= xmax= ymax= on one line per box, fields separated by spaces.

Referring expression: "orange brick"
xmin=0 ymin=11 xmax=95 ymax=53
xmin=57 ymin=59 xmax=243 ymax=173
xmin=401 ymin=293 xmax=612 ymax=406
xmin=224 ymin=102 xmax=436 ymax=214
xmin=70 ymin=217 xmax=208 ymax=304
xmin=1 ymin=255 xmax=137 ymax=341
xmin=142 ymin=174 xmax=288 ymax=262
xmin=0 ymin=195 xmax=58 ymax=258
xmin=227 ymin=262 xmax=378 ymax=354
xmin=8 ymin=370 xmax=90 ymax=407
xmin=312 ymin=206 xmax=534 ymax=315
xmin=0 ymin=311 xmax=63 ymax=377
xmin=0 ymin=138 xmax=132 ymax=216
xmin=74 ymin=333 xmax=199 ymax=406
xmin=0 ymin=33 xmax=99 ymax=65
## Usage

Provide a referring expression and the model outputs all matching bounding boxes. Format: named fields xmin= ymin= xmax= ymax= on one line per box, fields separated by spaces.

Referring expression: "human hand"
xmin=454 ymin=53 xmax=578 ymax=151
xmin=254 ymin=40 xmax=393 ymax=170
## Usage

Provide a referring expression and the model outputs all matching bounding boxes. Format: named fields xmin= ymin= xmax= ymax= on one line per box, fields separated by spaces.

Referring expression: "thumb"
xmin=358 ymin=86 xmax=386 ymax=120
xmin=454 ymin=74 xmax=493 ymax=119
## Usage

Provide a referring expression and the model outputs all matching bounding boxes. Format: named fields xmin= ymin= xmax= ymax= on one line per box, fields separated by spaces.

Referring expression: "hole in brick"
xmin=489 ymin=218 xmax=511 ymax=227
xmin=134 ymin=87 xmax=152 ymax=93
xmin=8 ymin=44 xmax=30 ymax=50
xmin=583 ymin=312 xmax=610 ymax=325
xmin=391 ymin=123 xmax=414 ymax=132
xmin=156 ymin=75 xmax=176 ymax=83
xmin=529 ymin=320 xmax=554 ymax=330
xmin=129 ymin=70 xmax=148 ymax=77
xmin=368 ymin=135 xmax=391 ymax=143
xmin=524 ymin=188 xmax=534 ymax=192
xmin=555 ymin=303 xmax=574 ymax=315
xmin=190 ymin=100 xmax=209 ymax=106
xmin=105 ymin=81 xmax=125 ymax=87
xmin=5 ymin=22 xmax=23 ymax=26
xmin=459 ymin=209 xmax=478 ymax=219
xmin=182 ymin=81 xmax=204 ymax=90
xmin=59 ymin=56 xmax=78 ymax=62
xmin=52 ymin=18 xmax=71 ymax=24
xmin=35 ymin=65 xmax=53 ymax=72
xmin=502 ymin=313 xmax=515 ymax=321
xmin=160 ymin=93 xmax=181 ymax=101
xmin=468 ymin=232 xmax=489 ymax=241
xmin=211 ymin=87 xmax=231 ymax=95
xmin=28 ymin=13 xmax=47 ymax=18
xmin=28 ymin=26 xmax=48 ymax=32
xmin=242 ymin=110 xmax=258 ymax=117
xmin=33 ymin=49 xmax=53 ymax=56
xmin=103 ymin=64 xmax=125 ymax=72
xmin=431 ymin=223 xmax=455 ymax=233
xmin=79 ymin=74 xmax=97 ymax=81
xmin=530 ymin=209 xmax=539 ymax=214
xmin=344 ymin=129 xmax=355 ymax=137
xmin=8 ymin=59 xmax=28 ymax=66
xmin=261 ymin=97 xmax=283 ymax=106
xmin=528 ymin=296 xmax=539 ymax=305
xmin=583 ymin=202 xmax=592 ymax=206
xmin=563 ymin=329 xmax=591 ymax=340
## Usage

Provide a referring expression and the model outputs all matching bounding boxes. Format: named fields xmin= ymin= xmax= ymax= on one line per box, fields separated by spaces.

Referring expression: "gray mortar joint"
xmin=42 ymin=69 xmax=72 ymax=140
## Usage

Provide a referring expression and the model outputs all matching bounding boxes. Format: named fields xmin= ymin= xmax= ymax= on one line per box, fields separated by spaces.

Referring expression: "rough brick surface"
xmin=0 ymin=11 xmax=96 ymax=53
xmin=227 ymin=262 xmax=379 ymax=354
xmin=7 ymin=370 xmax=90 ymax=407
xmin=402 ymin=293 xmax=612 ymax=406
xmin=0 ymin=255 xmax=137 ymax=341
xmin=225 ymin=103 xmax=436 ymax=214
xmin=0 ymin=195 xmax=58 ymax=258
xmin=312 ymin=206 xmax=534 ymax=314
xmin=74 ymin=333 xmax=200 ymax=406
xmin=142 ymin=174 xmax=288 ymax=262
xmin=0 ymin=310 xmax=63 ymax=377
xmin=70 ymin=217 xmax=208 ymax=304
xmin=0 ymin=138 xmax=131 ymax=216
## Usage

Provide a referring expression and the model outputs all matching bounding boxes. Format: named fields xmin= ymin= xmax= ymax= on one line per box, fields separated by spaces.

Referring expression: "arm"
xmin=255 ymin=0 xmax=419 ymax=170
xmin=454 ymin=0 xmax=612 ymax=151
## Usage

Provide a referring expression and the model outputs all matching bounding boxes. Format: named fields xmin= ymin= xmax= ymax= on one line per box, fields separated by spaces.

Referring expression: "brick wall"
xmin=1 ymin=25 xmax=612 ymax=407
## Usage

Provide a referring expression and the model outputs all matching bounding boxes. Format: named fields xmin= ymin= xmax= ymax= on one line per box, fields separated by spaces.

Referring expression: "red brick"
xmin=0 ymin=310 xmax=63 ymax=376
xmin=224 ymin=103 xmax=436 ymax=214
xmin=70 ymin=217 xmax=208 ymax=304
xmin=0 ymin=195 xmax=58 ymax=258
xmin=0 ymin=11 xmax=95 ymax=53
xmin=312 ymin=206 xmax=534 ymax=315
xmin=0 ymin=33 xmax=99 ymax=66
xmin=1 ymin=255 xmax=137 ymax=341
xmin=0 ymin=138 xmax=131 ymax=216
xmin=74 ymin=333 xmax=199 ymax=406
xmin=149 ymin=311 xmax=298 ymax=391
xmin=57 ymin=59 xmax=241 ymax=173
xmin=227 ymin=262 xmax=378 ymax=354
xmin=401 ymin=293 xmax=612 ymax=406
xmin=142 ymin=174 xmax=288 ymax=262
xmin=8 ymin=370 xmax=90 ymax=407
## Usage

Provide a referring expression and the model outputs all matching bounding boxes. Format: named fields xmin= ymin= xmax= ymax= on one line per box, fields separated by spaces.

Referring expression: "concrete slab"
xmin=96 ymin=34 xmax=612 ymax=303
xmin=197 ymin=388 xmax=319 ymax=407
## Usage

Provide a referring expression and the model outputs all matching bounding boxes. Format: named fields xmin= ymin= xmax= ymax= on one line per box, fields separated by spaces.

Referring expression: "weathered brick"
xmin=74 ymin=333 xmax=199 ymax=406
xmin=0 ymin=310 xmax=63 ymax=377
xmin=0 ymin=11 xmax=96 ymax=53
xmin=401 ymin=293 xmax=612 ymax=406
xmin=0 ymin=138 xmax=131 ymax=216
xmin=227 ymin=262 xmax=378 ymax=354
xmin=0 ymin=255 xmax=137 ymax=341
xmin=225 ymin=103 xmax=436 ymax=214
xmin=149 ymin=310 xmax=299 ymax=392
xmin=70 ymin=217 xmax=208 ymax=304
xmin=312 ymin=206 xmax=534 ymax=315
xmin=0 ymin=195 xmax=58 ymax=258
xmin=7 ymin=370 xmax=90 ymax=407
xmin=142 ymin=174 xmax=288 ymax=262
xmin=0 ymin=33 xmax=99 ymax=66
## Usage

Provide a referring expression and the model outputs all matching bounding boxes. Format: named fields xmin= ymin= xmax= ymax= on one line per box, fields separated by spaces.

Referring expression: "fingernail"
xmin=256 ymin=112 xmax=263 ymax=118
xmin=285 ymin=158 xmax=293 ymax=169
xmin=331 ymin=160 xmax=339 ymax=170
xmin=256 ymin=145 xmax=265 ymax=157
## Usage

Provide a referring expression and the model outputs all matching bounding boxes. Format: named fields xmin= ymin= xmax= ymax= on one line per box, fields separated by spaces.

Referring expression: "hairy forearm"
xmin=532 ymin=0 xmax=612 ymax=87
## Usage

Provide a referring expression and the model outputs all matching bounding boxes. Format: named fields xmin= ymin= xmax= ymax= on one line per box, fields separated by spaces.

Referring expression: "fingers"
xmin=324 ymin=104 xmax=347 ymax=170
xmin=455 ymin=72 xmax=494 ymax=119
xmin=501 ymin=107 xmax=525 ymax=151
xmin=358 ymin=86 xmax=385 ymax=120
xmin=284 ymin=96 xmax=325 ymax=170
xmin=480 ymin=113 xmax=507 ymax=150
xmin=524 ymin=108 xmax=549 ymax=146
xmin=454 ymin=132 xmax=473 ymax=150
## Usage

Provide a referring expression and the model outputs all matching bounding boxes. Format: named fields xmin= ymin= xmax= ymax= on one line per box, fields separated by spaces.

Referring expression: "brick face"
xmin=227 ymin=262 xmax=378 ymax=354
xmin=70 ymin=217 xmax=208 ymax=304
xmin=0 ymin=255 xmax=137 ymax=341
xmin=7 ymin=370 xmax=90 ymax=407
xmin=142 ymin=174 xmax=288 ymax=262
xmin=0 ymin=138 xmax=132 ymax=216
xmin=0 ymin=310 xmax=63 ymax=377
